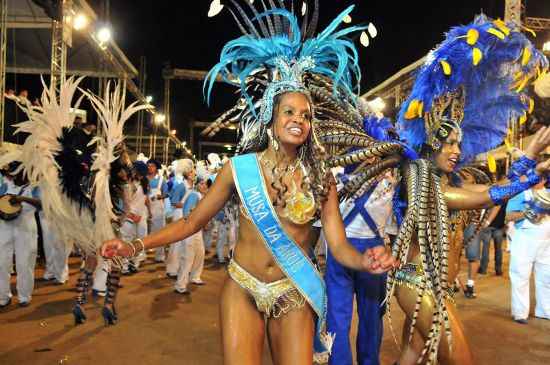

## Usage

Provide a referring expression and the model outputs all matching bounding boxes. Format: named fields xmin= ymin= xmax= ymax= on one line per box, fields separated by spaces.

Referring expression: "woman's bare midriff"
xmin=231 ymin=211 xmax=318 ymax=283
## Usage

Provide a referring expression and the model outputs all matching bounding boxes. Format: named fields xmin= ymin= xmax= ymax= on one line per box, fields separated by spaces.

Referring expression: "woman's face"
xmin=197 ymin=180 xmax=208 ymax=194
xmin=434 ymin=130 xmax=461 ymax=173
xmin=272 ymin=92 xmax=312 ymax=149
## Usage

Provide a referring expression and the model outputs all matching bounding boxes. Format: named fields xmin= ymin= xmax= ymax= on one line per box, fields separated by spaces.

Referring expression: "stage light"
xmin=154 ymin=114 xmax=166 ymax=124
xmin=544 ymin=41 xmax=550 ymax=53
xmin=73 ymin=13 xmax=88 ymax=30
xmin=97 ymin=27 xmax=112 ymax=44
xmin=367 ymin=97 xmax=386 ymax=113
xmin=145 ymin=95 xmax=153 ymax=103
xmin=170 ymin=129 xmax=177 ymax=136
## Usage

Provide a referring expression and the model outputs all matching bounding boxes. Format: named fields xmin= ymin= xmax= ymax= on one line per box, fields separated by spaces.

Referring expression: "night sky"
xmin=11 ymin=1 xmax=550 ymax=156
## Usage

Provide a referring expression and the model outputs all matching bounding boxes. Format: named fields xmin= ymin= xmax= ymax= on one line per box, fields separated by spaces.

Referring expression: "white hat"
xmin=207 ymin=153 xmax=222 ymax=171
xmin=136 ymin=152 xmax=149 ymax=163
xmin=173 ymin=158 xmax=194 ymax=176
xmin=196 ymin=162 xmax=210 ymax=182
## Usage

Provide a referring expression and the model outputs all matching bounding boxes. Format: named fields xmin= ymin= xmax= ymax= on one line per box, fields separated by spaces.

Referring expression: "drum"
xmin=525 ymin=189 xmax=550 ymax=224
xmin=0 ymin=194 xmax=22 ymax=220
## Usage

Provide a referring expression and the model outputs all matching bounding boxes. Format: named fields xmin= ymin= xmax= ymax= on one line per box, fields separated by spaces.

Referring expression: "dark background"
xmin=7 ymin=0 xmax=550 ymax=156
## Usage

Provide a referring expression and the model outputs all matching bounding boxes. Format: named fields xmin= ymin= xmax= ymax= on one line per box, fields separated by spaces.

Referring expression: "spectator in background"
xmin=478 ymin=203 xmax=507 ymax=276
xmin=506 ymin=179 xmax=550 ymax=324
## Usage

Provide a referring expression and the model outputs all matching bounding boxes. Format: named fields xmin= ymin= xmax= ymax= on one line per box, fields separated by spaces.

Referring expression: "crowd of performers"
xmin=2 ymin=1 xmax=550 ymax=364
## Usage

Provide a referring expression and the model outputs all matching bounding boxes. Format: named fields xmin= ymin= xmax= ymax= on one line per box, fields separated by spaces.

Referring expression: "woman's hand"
xmin=100 ymin=239 xmax=132 ymax=258
xmin=361 ymin=245 xmax=398 ymax=274
xmin=525 ymin=126 xmax=550 ymax=159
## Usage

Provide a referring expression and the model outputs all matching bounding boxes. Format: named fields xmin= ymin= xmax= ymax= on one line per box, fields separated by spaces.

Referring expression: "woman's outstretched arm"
xmin=101 ymin=162 xmax=235 ymax=257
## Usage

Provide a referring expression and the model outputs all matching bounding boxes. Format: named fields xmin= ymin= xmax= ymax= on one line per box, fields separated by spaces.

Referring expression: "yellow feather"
xmin=504 ymin=137 xmax=512 ymax=149
xmin=513 ymin=76 xmax=529 ymax=92
xmin=514 ymin=71 xmax=523 ymax=81
xmin=472 ymin=48 xmax=482 ymax=66
xmin=528 ymin=98 xmax=535 ymax=114
xmin=440 ymin=60 xmax=451 ymax=76
xmin=493 ymin=19 xmax=510 ymax=36
xmin=522 ymin=26 xmax=536 ymax=38
xmin=519 ymin=113 xmax=527 ymax=125
xmin=487 ymin=28 xmax=506 ymax=39
xmin=404 ymin=99 xmax=421 ymax=120
xmin=487 ymin=154 xmax=497 ymax=174
xmin=521 ymin=46 xmax=532 ymax=66
xmin=466 ymin=29 xmax=479 ymax=45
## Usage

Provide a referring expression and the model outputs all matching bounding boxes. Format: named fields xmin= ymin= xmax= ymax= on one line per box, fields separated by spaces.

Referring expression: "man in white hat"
xmin=173 ymin=162 xmax=210 ymax=294
xmin=165 ymin=159 xmax=194 ymax=278
xmin=0 ymin=165 xmax=42 ymax=308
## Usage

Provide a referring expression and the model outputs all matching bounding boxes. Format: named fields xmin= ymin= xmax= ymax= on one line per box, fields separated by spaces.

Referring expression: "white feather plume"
xmin=4 ymin=76 xmax=98 ymax=252
xmin=83 ymin=82 xmax=152 ymax=245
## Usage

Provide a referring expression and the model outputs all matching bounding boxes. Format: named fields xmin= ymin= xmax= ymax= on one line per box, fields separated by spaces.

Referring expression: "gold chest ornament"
xmin=259 ymin=152 xmax=316 ymax=225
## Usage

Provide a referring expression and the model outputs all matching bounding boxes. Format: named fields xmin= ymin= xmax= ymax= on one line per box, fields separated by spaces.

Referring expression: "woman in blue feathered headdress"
xmin=100 ymin=1 xmax=397 ymax=363
xmin=382 ymin=15 xmax=550 ymax=365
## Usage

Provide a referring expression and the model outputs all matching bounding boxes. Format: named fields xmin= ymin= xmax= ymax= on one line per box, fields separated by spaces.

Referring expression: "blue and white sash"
xmin=231 ymin=153 xmax=331 ymax=357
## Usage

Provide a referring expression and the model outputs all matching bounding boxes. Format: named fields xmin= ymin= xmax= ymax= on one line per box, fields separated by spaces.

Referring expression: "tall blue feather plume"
xmin=204 ymin=5 xmax=365 ymax=110
xmin=397 ymin=15 xmax=548 ymax=164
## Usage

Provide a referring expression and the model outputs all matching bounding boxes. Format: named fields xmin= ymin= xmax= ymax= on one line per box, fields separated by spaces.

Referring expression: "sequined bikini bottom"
xmin=394 ymin=263 xmax=456 ymax=304
xmin=227 ymin=259 xmax=306 ymax=318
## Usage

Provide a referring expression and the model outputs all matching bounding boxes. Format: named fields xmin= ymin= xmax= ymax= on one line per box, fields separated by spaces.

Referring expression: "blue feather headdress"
xmin=203 ymin=3 xmax=366 ymax=153
xmin=397 ymin=15 xmax=548 ymax=164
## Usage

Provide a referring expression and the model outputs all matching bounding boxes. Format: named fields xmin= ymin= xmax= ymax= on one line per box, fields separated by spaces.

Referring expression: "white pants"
xmin=0 ymin=214 xmax=38 ymax=304
xmin=150 ymin=215 xmax=166 ymax=261
xmin=509 ymin=229 xmax=550 ymax=319
xmin=166 ymin=210 xmax=183 ymax=275
xmin=41 ymin=215 xmax=70 ymax=283
xmin=175 ymin=231 xmax=205 ymax=291
xmin=120 ymin=220 xmax=148 ymax=269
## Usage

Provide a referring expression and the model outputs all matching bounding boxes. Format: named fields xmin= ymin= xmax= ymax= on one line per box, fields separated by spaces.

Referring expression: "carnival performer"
xmin=121 ymin=160 xmax=150 ymax=274
xmin=40 ymin=208 xmax=70 ymax=285
xmin=0 ymin=78 xmax=149 ymax=325
xmin=101 ymin=3 xmax=397 ymax=364
xmin=165 ymin=158 xmax=194 ymax=279
xmin=379 ymin=16 xmax=550 ymax=365
xmin=146 ymin=159 xmax=169 ymax=263
xmin=203 ymin=153 xmax=224 ymax=257
xmin=0 ymin=163 xmax=41 ymax=308
xmin=506 ymin=176 xmax=550 ymax=323
xmin=174 ymin=163 xmax=210 ymax=294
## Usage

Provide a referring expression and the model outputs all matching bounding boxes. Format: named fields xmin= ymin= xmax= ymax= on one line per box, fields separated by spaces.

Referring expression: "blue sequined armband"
xmin=507 ymin=155 xmax=537 ymax=181
xmin=490 ymin=169 xmax=541 ymax=205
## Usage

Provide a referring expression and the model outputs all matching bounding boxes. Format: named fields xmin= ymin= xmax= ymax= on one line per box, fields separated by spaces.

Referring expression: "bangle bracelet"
xmin=125 ymin=240 xmax=136 ymax=257
xmin=132 ymin=238 xmax=146 ymax=256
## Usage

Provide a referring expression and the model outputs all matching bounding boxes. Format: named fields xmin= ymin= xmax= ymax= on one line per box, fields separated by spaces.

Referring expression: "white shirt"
xmin=339 ymin=177 xmax=396 ymax=239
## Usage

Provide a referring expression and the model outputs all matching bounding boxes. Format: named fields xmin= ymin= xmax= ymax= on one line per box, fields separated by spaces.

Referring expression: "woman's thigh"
xmin=220 ymin=276 xmax=266 ymax=365
xmin=266 ymin=303 xmax=315 ymax=365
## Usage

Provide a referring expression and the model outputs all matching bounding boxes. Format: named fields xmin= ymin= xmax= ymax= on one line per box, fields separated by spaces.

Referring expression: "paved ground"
xmin=0 ymin=251 xmax=549 ymax=365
